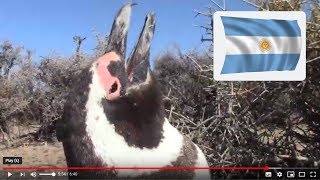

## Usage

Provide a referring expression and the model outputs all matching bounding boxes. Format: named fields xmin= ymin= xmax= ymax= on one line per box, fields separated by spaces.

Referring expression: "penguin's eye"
xmin=109 ymin=82 xmax=118 ymax=94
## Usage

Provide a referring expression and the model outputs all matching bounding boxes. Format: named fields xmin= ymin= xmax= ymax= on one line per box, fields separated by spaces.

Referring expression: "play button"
xmin=7 ymin=172 xmax=12 ymax=177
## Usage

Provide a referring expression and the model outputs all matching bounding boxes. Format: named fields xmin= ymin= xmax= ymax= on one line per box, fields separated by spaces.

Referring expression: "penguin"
xmin=56 ymin=3 xmax=211 ymax=179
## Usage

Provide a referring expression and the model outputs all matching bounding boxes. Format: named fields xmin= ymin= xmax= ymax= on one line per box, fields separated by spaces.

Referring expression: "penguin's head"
xmin=85 ymin=3 xmax=162 ymax=126
xmin=83 ymin=4 xmax=164 ymax=149
xmin=88 ymin=3 xmax=160 ymax=115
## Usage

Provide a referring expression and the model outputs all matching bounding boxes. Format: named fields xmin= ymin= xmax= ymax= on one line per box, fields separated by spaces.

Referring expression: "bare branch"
xmin=193 ymin=9 xmax=212 ymax=17
xmin=243 ymin=0 xmax=269 ymax=11
xmin=210 ymin=0 xmax=226 ymax=11
xmin=307 ymin=56 xmax=320 ymax=63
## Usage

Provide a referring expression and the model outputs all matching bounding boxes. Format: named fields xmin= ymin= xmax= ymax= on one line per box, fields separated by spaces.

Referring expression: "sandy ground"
xmin=0 ymin=124 xmax=68 ymax=178
xmin=0 ymin=142 xmax=67 ymax=179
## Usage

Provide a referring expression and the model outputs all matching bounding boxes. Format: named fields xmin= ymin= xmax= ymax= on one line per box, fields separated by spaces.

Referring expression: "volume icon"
xmin=30 ymin=172 xmax=37 ymax=177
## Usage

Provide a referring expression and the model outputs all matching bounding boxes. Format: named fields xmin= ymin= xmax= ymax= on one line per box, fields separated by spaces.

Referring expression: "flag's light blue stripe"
xmin=221 ymin=16 xmax=301 ymax=37
xmin=221 ymin=54 xmax=300 ymax=74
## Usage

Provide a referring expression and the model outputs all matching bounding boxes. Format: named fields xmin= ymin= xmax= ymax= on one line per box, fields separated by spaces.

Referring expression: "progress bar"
xmin=269 ymin=167 xmax=319 ymax=170
xmin=3 ymin=166 xmax=269 ymax=171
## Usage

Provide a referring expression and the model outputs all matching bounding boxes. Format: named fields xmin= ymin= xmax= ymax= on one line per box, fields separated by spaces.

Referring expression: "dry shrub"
xmin=0 ymin=36 xmax=97 ymax=143
xmin=153 ymin=0 xmax=320 ymax=178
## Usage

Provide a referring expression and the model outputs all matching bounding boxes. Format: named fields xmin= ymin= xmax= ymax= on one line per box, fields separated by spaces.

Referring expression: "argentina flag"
xmin=214 ymin=12 xmax=306 ymax=81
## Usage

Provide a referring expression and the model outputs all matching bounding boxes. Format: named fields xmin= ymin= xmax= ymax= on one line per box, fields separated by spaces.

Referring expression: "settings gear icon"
xmin=277 ymin=172 xmax=283 ymax=177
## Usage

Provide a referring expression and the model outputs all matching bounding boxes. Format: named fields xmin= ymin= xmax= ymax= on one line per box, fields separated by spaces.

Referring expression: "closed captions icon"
xmin=265 ymin=171 xmax=272 ymax=177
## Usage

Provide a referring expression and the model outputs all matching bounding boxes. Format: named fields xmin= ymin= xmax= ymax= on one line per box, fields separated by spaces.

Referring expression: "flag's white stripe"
xmin=226 ymin=36 xmax=301 ymax=55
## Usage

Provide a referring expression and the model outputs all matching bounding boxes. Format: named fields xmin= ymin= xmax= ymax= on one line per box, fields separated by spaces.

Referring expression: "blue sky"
xmin=0 ymin=0 xmax=255 ymax=62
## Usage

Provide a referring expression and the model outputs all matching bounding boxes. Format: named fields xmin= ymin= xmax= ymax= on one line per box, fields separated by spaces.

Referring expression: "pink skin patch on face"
xmin=96 ymin=52 xmax=122 ymax=100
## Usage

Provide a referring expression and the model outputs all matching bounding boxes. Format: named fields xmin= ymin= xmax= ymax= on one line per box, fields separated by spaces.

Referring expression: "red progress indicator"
xmin=3 ymin=166 xmax=269 ymax=171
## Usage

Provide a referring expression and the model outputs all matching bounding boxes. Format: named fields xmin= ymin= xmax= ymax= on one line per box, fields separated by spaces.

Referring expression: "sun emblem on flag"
xmin=259 ymin=39 xmax=271 ymax=52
